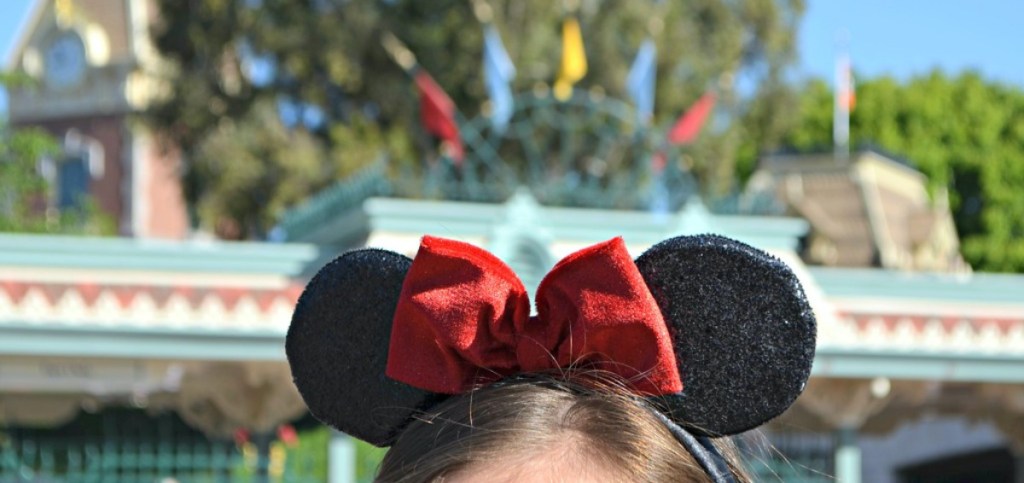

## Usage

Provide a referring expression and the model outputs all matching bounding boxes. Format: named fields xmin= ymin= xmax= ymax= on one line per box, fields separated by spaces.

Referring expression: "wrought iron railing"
xmin=408 ymin=90 xmax=703 ymax=211
xmin=0 ymin=408 xmax=325 ymax=482
xmin=744 ymin=431 xmax=835 ymax=482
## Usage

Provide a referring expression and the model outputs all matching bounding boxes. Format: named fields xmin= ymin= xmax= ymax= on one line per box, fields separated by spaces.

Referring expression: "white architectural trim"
xmin=131 ymin=128 xmax=150 ymax=237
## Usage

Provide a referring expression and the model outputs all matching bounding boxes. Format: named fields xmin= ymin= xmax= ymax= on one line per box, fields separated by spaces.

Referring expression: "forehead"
xmin=443 ymin=447 xmax=623 ymax=483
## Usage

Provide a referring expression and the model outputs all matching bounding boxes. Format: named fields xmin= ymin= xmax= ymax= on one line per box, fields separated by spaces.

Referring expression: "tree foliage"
xmin=783 ymin=71 xmax=1024 ymax=273
xmin=148 ymin=0 xmax=805 ymax=239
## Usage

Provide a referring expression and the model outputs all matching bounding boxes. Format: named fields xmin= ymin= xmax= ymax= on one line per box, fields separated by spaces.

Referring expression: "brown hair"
xmin=376 ymin=373 xmax=752 ymax=482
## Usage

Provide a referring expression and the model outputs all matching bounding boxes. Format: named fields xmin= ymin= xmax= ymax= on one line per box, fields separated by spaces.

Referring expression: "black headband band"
xmin=650 ymin=409 xmax=738 ymax=483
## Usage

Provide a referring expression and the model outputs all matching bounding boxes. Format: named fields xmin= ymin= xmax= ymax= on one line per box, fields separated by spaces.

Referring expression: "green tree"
xmin=783 ymin=71 xmax=1024 ymax=272
xmin=147 ymin=0 xmax=805 ymax=239
xmin=1 ymin=74 xmax=114 ymax=235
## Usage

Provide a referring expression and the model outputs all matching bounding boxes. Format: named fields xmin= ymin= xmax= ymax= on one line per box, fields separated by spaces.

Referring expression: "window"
xmin=57 ymin=155 xmax=90 ymax=210
xmin=49 ymin=128 xmax=104 ymax=212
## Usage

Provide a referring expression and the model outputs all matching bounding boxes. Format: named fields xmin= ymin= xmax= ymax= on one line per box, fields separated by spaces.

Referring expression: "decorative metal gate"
xmin=406 ymin=90 xmax=700 ymax=211
xmin=0 ymin=407 xmax=325 ymax=482
xmin=744 ymin=431 xmax=835 ymax=482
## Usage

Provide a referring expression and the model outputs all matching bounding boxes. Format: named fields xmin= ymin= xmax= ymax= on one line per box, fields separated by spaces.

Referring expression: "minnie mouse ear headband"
xmin=287 ymin=235 xmax=816 ymax=480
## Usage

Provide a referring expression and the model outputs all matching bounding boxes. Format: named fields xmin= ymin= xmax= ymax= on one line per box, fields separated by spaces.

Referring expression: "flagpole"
xmin=833 ymin=30 xmax=851 ymax=162
xmin=380 ymin=32 xmax=418 ymax=73
xmin=469 ymin=0 xmax=493 ymax=23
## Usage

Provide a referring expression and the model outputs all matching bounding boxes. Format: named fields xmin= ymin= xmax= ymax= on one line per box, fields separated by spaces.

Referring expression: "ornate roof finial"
xmin=55 ymin=0 xmax=75 ymax=28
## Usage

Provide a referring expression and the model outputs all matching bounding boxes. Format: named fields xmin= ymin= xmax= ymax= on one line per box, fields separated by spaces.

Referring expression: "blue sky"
xmin=799 ymin=0 xmax=1023 ymax=85
xmin=2 ymin=0 xmax=1023 ymax=115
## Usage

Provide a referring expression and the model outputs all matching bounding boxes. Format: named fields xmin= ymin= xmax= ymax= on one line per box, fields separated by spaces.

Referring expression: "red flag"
xmin=414 ymin=70 xmax=464 ymax=163
xmin=667 ymin=92 xmax=716 ymax=145
xmin=837 ymin=55 xmax=856 ymax=111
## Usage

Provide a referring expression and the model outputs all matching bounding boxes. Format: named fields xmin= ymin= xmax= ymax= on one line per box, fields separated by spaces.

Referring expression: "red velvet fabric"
xmin=386 ymin=236 xmax=682 ymax=396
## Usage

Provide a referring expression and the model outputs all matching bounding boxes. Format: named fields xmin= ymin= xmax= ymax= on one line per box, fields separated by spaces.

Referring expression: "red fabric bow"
xmin=386 ymin=236 xmax=682 ymax=396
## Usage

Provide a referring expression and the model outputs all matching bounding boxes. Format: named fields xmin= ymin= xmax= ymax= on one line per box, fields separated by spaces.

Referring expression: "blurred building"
xmin=0 ymin=233 xmax=333 ymax=479
xmin=5 ymin=0 xmax=188 ymax=239
xmin=1 ymin=0 xmax=313 ymax=480
xmin=746 ymin=149 xmax=966 ymax=272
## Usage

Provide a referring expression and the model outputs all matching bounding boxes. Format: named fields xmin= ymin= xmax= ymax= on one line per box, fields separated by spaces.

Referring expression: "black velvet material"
xmin=286 ymin=249 xmax=445 ymax=447
xmin=636 ymin=235 xmax=816 ymax=437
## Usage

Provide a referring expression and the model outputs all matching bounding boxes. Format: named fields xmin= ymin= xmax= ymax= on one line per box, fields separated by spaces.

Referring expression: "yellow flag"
xmin=554 ymin=17 xmax=587 ymax=101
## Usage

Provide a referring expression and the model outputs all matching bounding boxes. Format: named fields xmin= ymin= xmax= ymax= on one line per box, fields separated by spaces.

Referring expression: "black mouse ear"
xmin=635 ymin=235 xmax=816 ymax=437
xmin=286 ymin=249 xmax=444 ymax=447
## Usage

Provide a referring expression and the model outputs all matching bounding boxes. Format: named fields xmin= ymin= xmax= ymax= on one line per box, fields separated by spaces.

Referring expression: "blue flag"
xmin=483 ymin=25 xmax=516 ymax=133
xmin=626 ymin=40 xmax=657 ymax=125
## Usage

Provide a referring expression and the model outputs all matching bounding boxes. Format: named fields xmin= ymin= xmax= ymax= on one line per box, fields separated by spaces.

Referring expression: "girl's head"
xmin=377 ymin=374 xmax=750 ymax=483
xmin=287 ymin=235 xmax=816 ymax=483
